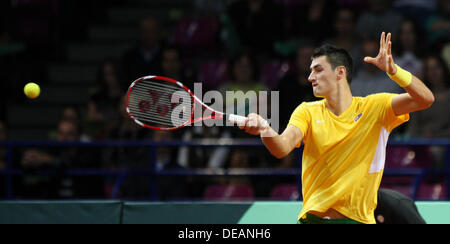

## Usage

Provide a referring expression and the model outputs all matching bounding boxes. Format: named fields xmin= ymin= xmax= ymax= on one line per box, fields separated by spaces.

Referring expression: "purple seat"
xmin=417 ymin=181 xmax=447 ymax=200
xmin=203 ymin=184 xmax=254 ymax=201
xmin=380 ymin=176 xmax=415 ymax=198
xmin=379 ymin=184 xmax=413 ymax=198
xmin=385 ymin=146 xmax=433 ymax=169
xmin=260 ymin=60 xmax=291 ymax=89
xmin=270 ymin=184 xmax=299 ymax=200
xmin=197 ymin=59 xmax=230 ymax=90
xmin=171 ymin=17 xmax=220 ymax=49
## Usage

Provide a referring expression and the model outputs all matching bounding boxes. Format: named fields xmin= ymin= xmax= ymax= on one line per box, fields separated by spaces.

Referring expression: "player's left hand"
xmin=363 ymin=32 xmax=397 ymax=75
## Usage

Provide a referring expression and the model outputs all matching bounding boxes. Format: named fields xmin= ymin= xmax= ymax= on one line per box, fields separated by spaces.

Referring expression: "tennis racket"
xmin=126 ymin=75 xmax=248 ymax=131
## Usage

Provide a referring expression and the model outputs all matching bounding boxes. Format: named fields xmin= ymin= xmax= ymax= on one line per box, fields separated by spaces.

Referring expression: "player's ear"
xmin=335 ymin=66 xmax=346 ymax=81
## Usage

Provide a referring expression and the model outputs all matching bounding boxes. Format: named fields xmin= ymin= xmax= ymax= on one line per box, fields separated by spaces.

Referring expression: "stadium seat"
xmin=197 ymin=59 xmax=230 ymax=90
xmin=379 ymin=185 xmax=412 ymax=198
xmin=270 ymin=184 xmax=299 ymax=200
xmin=416 ymin=181 xmax=447 ymax=200
xmin=260 ymin=60 xmax=291 ymax=89
xmin=203 ymin=184 xmax=254 ymax=201
xmin=171 ymin=17 xmax=220 ymax=49
xmin=385 ymin=146 xmax=433 ymax=169
xmin=380 ymin=176 xmax=415 ymax=198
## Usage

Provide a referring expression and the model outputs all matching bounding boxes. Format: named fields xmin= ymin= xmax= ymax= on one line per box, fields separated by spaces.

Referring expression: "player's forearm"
xmin=261 ymin=127 xmax=292 ymax=159
xmin=389 ymin=64 xmax=434 ymax=109
xmin=403 ymin=75 xmax=435 ymax=109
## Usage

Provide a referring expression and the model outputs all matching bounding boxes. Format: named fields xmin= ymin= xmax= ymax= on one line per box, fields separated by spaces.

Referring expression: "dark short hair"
xmin=312 ymin=44 xmax=354 ymax=84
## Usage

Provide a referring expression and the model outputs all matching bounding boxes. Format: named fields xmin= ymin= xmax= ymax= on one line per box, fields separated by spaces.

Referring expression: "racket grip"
xmin=227 ymin=114 xmax=247 ymax=124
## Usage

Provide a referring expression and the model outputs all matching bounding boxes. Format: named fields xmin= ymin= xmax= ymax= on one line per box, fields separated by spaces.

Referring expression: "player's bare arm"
xmin=364 ymin=32 xmax=435 ymax=116
xmin=239 ymin=113 xmax=302 ymax=159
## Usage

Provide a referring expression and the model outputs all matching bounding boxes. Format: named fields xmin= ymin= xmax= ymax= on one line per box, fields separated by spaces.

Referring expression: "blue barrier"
xmin=1 ymin=139 xmax=449 ymax=200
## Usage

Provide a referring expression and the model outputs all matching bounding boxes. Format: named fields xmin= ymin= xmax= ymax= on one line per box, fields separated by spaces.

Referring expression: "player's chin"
xmin=313 ymin=89 xmax=324 ymax=98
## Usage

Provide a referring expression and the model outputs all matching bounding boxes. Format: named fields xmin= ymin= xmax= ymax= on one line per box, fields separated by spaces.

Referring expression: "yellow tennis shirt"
xmin=288 ymin=93 xmax=409 ymax=224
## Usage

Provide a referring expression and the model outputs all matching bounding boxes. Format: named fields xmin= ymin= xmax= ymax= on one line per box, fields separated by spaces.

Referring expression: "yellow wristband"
xmin=387 ymin=64 xmax=412 ymax=87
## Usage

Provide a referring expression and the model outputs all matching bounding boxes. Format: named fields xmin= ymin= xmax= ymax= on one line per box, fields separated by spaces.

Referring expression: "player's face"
xmin=308 ymin=56 xmax=337 ymax=98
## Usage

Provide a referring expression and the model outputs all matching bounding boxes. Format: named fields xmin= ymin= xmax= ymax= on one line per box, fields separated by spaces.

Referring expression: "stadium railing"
xmin=1 ymin=139 xmax=449 ymax=200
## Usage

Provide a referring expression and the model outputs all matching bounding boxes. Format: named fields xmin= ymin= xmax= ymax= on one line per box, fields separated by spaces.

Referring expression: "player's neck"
xmin=325 ymin=82 xmax=353 ymax=116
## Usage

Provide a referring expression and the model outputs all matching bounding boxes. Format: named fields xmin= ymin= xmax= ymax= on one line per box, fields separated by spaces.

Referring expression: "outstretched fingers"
xmin=364 ymin=56 xmax=376 ymax=64
xmin=380 ymin=32 xmax=385 ymax=51
xmin=386 ymin=33 xmax=392 ymax=56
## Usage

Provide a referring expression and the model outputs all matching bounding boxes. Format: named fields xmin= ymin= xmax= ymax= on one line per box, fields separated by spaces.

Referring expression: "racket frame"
xmin=126 ymin=75 xmax=227 ymax=131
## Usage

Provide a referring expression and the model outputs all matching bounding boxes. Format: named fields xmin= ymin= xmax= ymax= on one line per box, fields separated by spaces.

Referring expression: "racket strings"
xmin=128 ymin=79 xmax=192 ymax=128
xmin=128 ymin=97 xmax=190 ymax=127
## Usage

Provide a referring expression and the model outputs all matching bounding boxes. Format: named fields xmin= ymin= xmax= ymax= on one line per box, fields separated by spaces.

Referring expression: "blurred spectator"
xmin=393 ymin=0 xmax=436 ymax=24
xmin=152 ymin=130 xmax=187 ymax=200
xmin=219 ymin=51 xmax=267 ymax=119
xmin=406 ymin=55 xmax=450 ymax=138
xmin=424 ymin=0 xmax=450 ymax=51
xmin=351 ymin=38 xmax=403 ymax=96
xmin=122 ymin=17 xmax=164 ymax=82
xmin=18 ymin=117 xmax=63 ymax=198
xmin=209 ymin=149 xmax=252 ymax=184
xmin=226 ymin=0 xmax=283 ymax=55
xmin=18 ymin=119 xmax=103 ymax=199
xmin=152 ymin=131 xmax=179 ymax=171
xmin=289 ymin=0 xmax=338 ymax=44
xmin=102 ymin=95 xmax=154 ymax=198
xmin=407 ymin=55 xmax=450 ymax=170
xmin=53 ymin=119 xmax=103 ymax=199
xmin=84 ymin=58 xmax=123 ymax=140
xmin=393 ymin=18 xmax=425 ymax=77
xmin=177 ymin=124 xmax=233 ymax=199
xmin=49 ymin=106 xmax=90 ymax=141
xmin=60 ymin=106 xmax=81 ymax=125
xmin=324 ymin=7 xmax=362 ymax=71
xmin=276 ymin=43 xmax=317 ymax=130
xmin=178 ymin=126 xmax=231 ymax=169
xmin=161 ymin=45 xmax=194 ymax=86
xmin=18 ymin=147 xmax=57 ymax=199
xmin=356 ymin=0 xmax=403 ymax=39
xmin=104 ymin=95 xmax=154 ymax=145
xmin=229 ymin=149 xmax=250 ymax=167
xmin=203 ymin=149 xmax=255 ymax=200
xmin=443 ymin=43 xmax=450 ymax=69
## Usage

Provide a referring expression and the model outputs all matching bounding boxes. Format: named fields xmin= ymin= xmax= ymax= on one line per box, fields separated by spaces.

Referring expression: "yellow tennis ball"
xmin=24 ymin=82 xmax=41 ymax=99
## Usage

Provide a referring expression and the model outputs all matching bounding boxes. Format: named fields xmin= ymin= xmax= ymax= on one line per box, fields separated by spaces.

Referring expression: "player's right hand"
xmin=239 ymin=113 xmax=268 ymax=136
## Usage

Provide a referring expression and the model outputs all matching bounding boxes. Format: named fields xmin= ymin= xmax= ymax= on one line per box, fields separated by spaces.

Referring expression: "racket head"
xmin=126 ymin=75 xmax=195 ymax=130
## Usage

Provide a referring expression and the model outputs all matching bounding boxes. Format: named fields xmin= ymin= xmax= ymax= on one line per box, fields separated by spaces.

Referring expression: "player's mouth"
xmin=312 ymin=83 xmax=318 ymax=87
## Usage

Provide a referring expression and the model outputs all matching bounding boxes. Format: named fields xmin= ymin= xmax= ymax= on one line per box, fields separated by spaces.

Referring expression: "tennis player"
xmin=239 ymin=32 xmax=434 ymax=224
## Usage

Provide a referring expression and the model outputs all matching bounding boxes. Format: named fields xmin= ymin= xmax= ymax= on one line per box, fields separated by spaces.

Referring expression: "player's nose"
xmin=308 ymin=73 xmax=315 ymax=83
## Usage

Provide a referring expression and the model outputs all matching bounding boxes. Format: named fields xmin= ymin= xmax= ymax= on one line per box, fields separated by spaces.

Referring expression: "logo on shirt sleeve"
xmin=354 ymin=113 xmax=363 ymax=122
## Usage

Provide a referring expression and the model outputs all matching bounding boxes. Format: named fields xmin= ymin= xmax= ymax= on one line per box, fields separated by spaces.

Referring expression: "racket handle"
xmin=227 ymin=114 xmax=247 ymax=124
